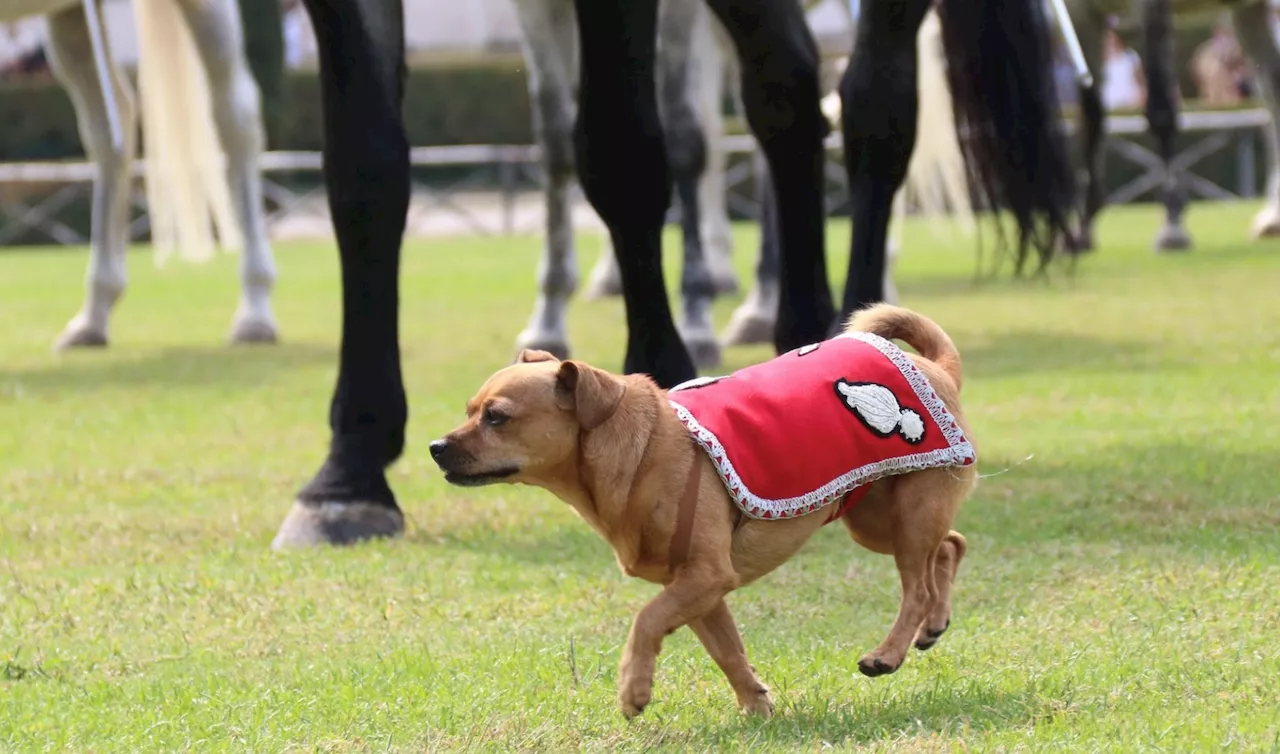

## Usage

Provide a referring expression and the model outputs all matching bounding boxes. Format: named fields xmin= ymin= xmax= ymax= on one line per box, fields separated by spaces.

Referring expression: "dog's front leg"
xmin=618 ymin=572 xmax=733 ymax=718
xmin=689 ymin=598 xmax=774 ymax=717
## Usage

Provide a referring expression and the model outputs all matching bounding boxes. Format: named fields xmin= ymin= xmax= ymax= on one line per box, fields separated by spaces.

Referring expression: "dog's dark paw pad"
xmin=914 ymin=638 xmax=938 ymax=651
xmin=857 ymin=657 xmax=898 ymax=677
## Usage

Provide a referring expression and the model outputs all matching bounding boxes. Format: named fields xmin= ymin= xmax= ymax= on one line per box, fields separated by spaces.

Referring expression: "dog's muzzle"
xmin=430 ymin=438 xmax=517 ymax=486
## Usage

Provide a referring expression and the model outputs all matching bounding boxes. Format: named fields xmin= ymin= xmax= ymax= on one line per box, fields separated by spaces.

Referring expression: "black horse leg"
xmin=1073 ymin=10 xmax=1105 ymax=252
xmin=705 ymin=0 xmax=835 ymax=354
xmin=1141 ymin=0 xmax=1191 ymax=251
xmin=838 ymin=0 xmax=932 ymax=323
xmin=573 ymin=0 xmax=695 ymax=388
xmin=1077 ymin=81 xmax=1106 ymax=251
xmin=273 ymin=0 xmax=409 ymax=548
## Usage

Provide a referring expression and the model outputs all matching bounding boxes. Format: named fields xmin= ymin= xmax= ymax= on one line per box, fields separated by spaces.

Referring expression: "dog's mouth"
xmin=443 ymin=467 xmax=519 ymax=487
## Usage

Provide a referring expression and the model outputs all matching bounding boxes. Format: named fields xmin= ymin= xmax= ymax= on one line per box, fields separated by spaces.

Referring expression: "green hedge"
xmin=1 ymin=62 xmax=533 ymax=162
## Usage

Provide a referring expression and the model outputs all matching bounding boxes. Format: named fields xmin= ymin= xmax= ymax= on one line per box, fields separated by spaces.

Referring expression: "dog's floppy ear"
xmin=515 ymin=348 xmax=560 ymax=364
xmin=554 ymin=360 xmax=626 ymax=431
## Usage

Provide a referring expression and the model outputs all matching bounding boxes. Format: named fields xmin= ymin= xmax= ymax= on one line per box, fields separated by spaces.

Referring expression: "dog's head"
xmin=430 ymin=349 xmax=627 ymax=487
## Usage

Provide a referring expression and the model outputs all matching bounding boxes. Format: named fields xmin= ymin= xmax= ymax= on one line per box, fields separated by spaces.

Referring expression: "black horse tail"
xmin=936 ymin=0 xmax=1078 ymax=272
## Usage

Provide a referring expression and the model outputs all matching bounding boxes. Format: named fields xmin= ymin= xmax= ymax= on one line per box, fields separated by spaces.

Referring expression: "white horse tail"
xmin=132 ymin=0 xmax=240 ymax=266
xmin=896 ymin=7 xmax=974 ymax=234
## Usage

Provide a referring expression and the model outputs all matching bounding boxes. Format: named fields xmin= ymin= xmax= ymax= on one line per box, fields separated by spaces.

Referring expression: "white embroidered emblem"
xmin=834 ymin=379 xmax=926 ymax=444
xmin=669 ymin=375 xmax=728 ymax=393
xmin=796 ymin=343 xmax=821 ymax=356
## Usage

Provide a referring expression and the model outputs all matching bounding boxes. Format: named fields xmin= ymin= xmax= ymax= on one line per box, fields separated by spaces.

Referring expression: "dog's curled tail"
xmin=844 ymin=304 xmax=963 ymax=391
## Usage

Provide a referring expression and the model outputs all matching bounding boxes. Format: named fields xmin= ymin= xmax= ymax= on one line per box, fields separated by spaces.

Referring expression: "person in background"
xmin=1191 ymin=19 xmax=1251 ymax=105
xmin=1101 ymin=25 xmax=1146 ymax=111
xmin=0 ymin=19 xmax=51 ymax=81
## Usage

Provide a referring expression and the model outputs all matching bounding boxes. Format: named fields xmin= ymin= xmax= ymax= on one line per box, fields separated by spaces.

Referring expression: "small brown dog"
xmin=431 ymin=304 xmax=979 ymax=718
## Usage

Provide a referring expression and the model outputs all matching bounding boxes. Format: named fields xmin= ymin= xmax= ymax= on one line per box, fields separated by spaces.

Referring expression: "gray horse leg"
xmin=1232 ymin=1 xmax=1280 ymax=239
xmin=721 ymin=152 xmax=779 ymax=347
xmin=514 ymin=0 xmax=580 ymax=359
xmin=1141 ymin=0 xmax=1192 ymax=251
xmin=691 ymin=6 xmax=738 ymax=295
xmin=46 ymin=7 xmax=136 ymax=350
xmin=177 ymin=0 xmax=280 ymax=344
xmin=658 ymin=0 xmax=719 ymax=368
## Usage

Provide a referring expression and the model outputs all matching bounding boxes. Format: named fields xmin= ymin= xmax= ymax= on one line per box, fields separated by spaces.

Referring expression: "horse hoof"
xmin=583 ymin=258 xmax=623 ymax=300
xmin=1153 ymin=226 xmax=1193 ymax=253
xmin=720 ymin=312 xmax=775 ymax=347
xmin=53 ymin=322 xmax=108 ymax=351
xmin=271 ymin=500 xmax=405 ymax=550
xmin=230 ymin=318 xmax=280 ymax=345
xmin=682 ymin=336 xmax=722 ymax=370
xmin=514 ymin=332 xmax=570 ymax=361
xmin=1250 ymin=210 xmax=1280 ymax=239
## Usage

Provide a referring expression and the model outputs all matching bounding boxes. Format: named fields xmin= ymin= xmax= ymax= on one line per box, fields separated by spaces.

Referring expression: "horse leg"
xmin=514 ymin=0 xmax=579 ymax=360
xmin=572 ymin=0 xmax=695 ymax=388
xmin=273 ymin=0 xmax=409 ymax=548
xmin=1141 ymin=0 xmax=1191 ymax=251
xmin=659 ymin=0 xmax=720 ymax=368
xmin=705 ymin=0 xmax=834 ymax=354
xmin=176 ymin=0 xmax=279 ymax=343
xmin=1232 ymin=1 xmax=1280 ymax=240
xmin=721 ymin=151 xmax=779 ymax=347
xmin=581 ymin=0 xmax=737 ymax=304
xmin=837 ymin=0 xmax=932 ymax=323
xmin=1072 ymin=4 xmax=1106 ymax=252
xmin=691 ymin=5 xmax=738 ymax=295
xmin=46 ymin=7 xmax=135 ymax=351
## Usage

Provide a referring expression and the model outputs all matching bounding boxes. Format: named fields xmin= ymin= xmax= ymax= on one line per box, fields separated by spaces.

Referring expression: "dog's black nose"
xmin=429 ymin=439 xmax=450 ymax=463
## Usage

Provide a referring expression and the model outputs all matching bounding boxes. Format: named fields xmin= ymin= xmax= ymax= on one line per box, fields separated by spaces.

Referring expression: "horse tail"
xmin=936 ymin=0 xmax=1077 ymax=272
xmin=132 ymin=0 xmax=240 ymax=266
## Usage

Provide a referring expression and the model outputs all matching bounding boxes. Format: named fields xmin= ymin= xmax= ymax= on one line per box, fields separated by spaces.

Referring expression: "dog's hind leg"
xmin=841 ymin=468 xmax=971 ymax=677
xmin=914 ymin=530 xmax=966 ymax=651
xmin=688 ymin=598 xmax=774 ymax=717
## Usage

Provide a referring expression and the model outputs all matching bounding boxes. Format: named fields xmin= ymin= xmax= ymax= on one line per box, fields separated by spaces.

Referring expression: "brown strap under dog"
xmin=667 ymin=448 xmax=702 ymax=573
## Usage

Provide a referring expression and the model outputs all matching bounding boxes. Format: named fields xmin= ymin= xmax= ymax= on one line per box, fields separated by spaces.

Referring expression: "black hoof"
xmin=857 ymin=657 xmax=898 ymax=678
xmin=271 ymin=500 xmax=404 ymax=550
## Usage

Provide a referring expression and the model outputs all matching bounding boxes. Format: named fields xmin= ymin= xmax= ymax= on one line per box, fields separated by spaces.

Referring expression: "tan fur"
xmin=436 ymin=306 xmax=979 ymax=719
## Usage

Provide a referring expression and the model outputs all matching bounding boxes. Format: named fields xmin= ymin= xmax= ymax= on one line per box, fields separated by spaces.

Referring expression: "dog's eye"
xmin=482 ymin=406 xmax=509 ymax=427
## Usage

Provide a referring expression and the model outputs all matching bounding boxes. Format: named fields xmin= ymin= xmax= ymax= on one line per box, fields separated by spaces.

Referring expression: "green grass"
xmin=2 ymin=203 xmax=1279 ymax=752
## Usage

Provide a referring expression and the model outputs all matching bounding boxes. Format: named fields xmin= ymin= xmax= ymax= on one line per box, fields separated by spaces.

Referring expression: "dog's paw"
xmin=619 ymin=692 xmax=650 ymax=719
xmin=739 ymin=687 xmax=775 ymax=718
xmin=914 ymin=619 xmax=950 ymax=651
xmin=618 ymin=679 xmax=652 ymax=719
xmin=857 ymin=654 xmax=901 ymax=678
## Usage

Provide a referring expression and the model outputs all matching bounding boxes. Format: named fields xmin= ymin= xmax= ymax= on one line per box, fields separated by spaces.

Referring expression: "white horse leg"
xmin=1234 ymin=2 xmax=1280 ymax=239
xmin=46 ymin=7 xmax=136 ymax=350
xmin=514 ymin=0 xmax=579 ymax=357
xmin=177 ymin=0 xmax=278 ymax=343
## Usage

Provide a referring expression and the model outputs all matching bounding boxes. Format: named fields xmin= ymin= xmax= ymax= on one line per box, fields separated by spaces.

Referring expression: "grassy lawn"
xmin=1 ymin=203 xmax=1278 ymax=751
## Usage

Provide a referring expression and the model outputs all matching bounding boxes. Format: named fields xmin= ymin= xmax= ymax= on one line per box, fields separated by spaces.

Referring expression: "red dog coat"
xmin=666 ymin=331 xmax=976 ymax=522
